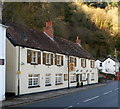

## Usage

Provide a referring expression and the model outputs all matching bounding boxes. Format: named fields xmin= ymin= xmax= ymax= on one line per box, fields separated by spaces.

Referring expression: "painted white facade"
xmin=6 ymin=41 xmax=98 ymax=95
xmin=0 ymin=24 xmax=7 ymax=101
xmin=96 ymin=58 xmax=119 ymax=75
xmin=95 ymin=60 xmax=102 ymax=70
xmin=102 ymin=58 xmax=119 ymax=75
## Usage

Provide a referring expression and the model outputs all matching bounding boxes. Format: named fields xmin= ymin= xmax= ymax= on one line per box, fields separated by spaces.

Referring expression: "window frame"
xmin=45 ymin=74 xmax=51 ymax=86
xmin=91 ymin=60 xmax=95 ymax=68
xmin=55 ymin=74 xmax=63 ymax=85
xmin=31 ymin=51 xmax=38 ymax=64
xmin=91 ymin=73 xmax=94 ymax=81
xmin=70 ymin=73 xmax=76 ymax=83
xmin=57 ymin=55 xmax=61 ymax=65
xmin=64 ymin=74 xmax=68 ymax=81
xmin=81 ymin=58 xmax=86 ymax=68
xmin=82 ymin=73 xmax=86 ymax=81
xmin=46 ymin=53 xmax=51 ymax=65
xmin=28 ymin=74 xmax=40 ymax=88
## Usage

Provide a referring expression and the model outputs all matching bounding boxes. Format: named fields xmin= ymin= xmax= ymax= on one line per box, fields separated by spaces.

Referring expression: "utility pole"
xmin=68 ymin=55 xmax=70 ymax=89
xmin=114 ymin=48 xmax=117 ymax=58
xmin=0 ymin=1 xmax=2 ymax=22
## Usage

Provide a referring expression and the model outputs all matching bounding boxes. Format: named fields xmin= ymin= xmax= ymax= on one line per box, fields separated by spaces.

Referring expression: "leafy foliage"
xmin=3 ymin=2 xmax=119 ymax=58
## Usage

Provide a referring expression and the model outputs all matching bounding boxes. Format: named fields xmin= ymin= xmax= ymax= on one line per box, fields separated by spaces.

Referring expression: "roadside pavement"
xmin=2 ymin=82 xmax=107 ymax=108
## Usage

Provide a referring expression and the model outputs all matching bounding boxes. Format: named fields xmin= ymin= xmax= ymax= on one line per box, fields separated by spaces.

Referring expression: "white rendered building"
xmin=102 ymin=58 xmax=119 ymax=75
xmin=5 ymin=21 xmax=98 ymax=96
xmin=0 ymin=24 xmax=7 ymax=101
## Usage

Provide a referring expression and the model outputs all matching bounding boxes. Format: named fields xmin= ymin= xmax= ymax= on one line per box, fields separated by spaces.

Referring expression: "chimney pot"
xmin=76 ymin=36 xmax=81 ymax=45
xmin=46 ymin=20 xmax=52 ymax=27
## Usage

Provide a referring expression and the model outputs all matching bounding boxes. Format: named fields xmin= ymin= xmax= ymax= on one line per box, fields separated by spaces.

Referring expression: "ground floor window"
xmin=55 ymin=74 xmax=63 ymax=85
xmin=70 ymin=73 xmax=76 ymax=83
xmin=91 ymin=73 xmax=94 ymax=81
xmin=45 ymin=74 xmax=51 ymax=86
xmin=28 ymin=74 xmax=40 ymax=88
xmin=64 ymin=74 xmax=68 ymax=81
xmin=82 ymin=73 xmax=86 ymax=81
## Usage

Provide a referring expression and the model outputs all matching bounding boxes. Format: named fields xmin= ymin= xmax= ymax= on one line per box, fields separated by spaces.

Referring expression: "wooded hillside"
xmin=3 ymin=2 xmax=119 ymax=59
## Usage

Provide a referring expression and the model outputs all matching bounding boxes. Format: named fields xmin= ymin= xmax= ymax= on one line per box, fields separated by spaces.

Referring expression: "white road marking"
xmin=64 ymin=105 xmax=73 ymax=109
xmin=103 ymin=92 xmax=109 ymax=95
xmin=115 ymin=88 xmax=119 ymax=91
xmin=103 ymin=90 xmax=112 ymax=95
xmin=83 ymin=96 xmax=99 ymax=103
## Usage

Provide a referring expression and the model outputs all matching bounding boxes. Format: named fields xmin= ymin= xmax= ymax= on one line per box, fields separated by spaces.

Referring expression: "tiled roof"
xmin=4 ymin=21 xmax=94 ymax=60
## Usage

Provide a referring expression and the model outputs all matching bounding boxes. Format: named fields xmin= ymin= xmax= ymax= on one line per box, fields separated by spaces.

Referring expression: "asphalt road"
xmin=18 ymin=81 xmax=119 ymax=108
xmin=8 ymin=81 xmax=119 ymax=108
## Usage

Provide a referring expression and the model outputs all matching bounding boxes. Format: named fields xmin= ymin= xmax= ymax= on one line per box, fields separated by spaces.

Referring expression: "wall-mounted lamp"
xmin=21 ymin=62 xmax=25 ymax=65
xmin=76 ymin=69 xmax=79 ymax=72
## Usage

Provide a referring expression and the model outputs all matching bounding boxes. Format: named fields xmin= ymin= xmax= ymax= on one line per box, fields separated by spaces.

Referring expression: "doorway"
xmin=87 ymin=74 xmax=89 ymax=84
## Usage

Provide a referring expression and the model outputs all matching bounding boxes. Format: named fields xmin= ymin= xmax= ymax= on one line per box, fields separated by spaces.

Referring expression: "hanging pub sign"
xmin=0 ymin=59 xmax=4 ymax=65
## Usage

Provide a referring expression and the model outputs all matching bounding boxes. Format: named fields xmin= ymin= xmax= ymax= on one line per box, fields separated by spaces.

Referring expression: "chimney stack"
xmin=76 ymin=36 xmax=81 ymax=45
xmin=43 ymin=20 xmax=54 ymax=39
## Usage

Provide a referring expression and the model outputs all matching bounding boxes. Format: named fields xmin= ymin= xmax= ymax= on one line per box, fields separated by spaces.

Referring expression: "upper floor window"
xmin=46 ymin=53 xmax=51 ymax=64
xmin=31 ymin=51 xmax=38 ymax=64
xmin=55 ymin=55 xmax=63 ymax=66
xmin=57 ymin=55 xmax=61 ymax=65
xmin=27 ymin=50 xmax=41 ymax=65
xmin=90 ymin=60 xmax=95 ymax=68
xmin=69 ymin=57 xmax=76 ymax=71
xmin=43 ymin=53 xmax=53 ymax=65
xmin=100 ymin=63 xmax=102 ymax=67
xmin=70 ymin=57 xmax=76 ymax=66
xmin=81 ymin=58 xmax=86 ymax=68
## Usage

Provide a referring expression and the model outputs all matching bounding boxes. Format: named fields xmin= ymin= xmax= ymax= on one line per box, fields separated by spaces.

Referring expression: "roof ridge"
xmin=57 ymin=36 xmax=78 ymax=45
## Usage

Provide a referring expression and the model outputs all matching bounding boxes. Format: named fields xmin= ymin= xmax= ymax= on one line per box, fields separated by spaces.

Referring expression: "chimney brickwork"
xmin=76 ymin=36 xmax=81 ymax=45
xmin=43 ymin=21 xmax=54 ymax=39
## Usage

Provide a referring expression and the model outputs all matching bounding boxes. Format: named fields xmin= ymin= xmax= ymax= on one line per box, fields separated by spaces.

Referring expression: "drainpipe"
xmin=17 ymin=46 xmax=20 ymax=96
xmin=68 ymin=55 xmax=70 ymax=89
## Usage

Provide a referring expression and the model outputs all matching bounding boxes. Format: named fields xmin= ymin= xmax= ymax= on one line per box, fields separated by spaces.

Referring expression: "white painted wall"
xmin=6 ymin=39 xmax=18 ymax=93
xmin=6 ymin=45 xmax=98 ymax=95
xmin=102 ymin=58 xmax=119 ymax=75
xmin=95 ymin=60 xmax=102 ymax=70
xmin=0 ymin=24 xmax=7 ymax=101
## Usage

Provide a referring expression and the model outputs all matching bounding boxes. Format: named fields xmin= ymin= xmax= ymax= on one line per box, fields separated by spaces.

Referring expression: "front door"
xmin=76 ymin=74 xmax=79 ymax=82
